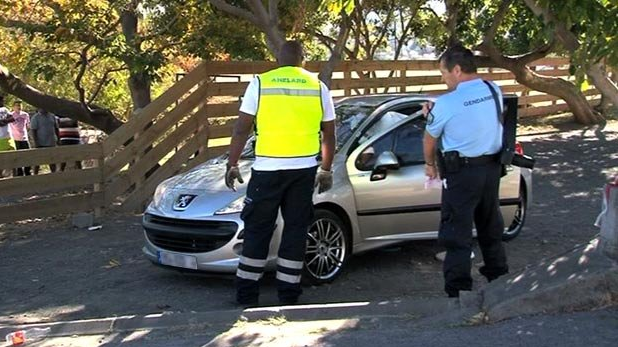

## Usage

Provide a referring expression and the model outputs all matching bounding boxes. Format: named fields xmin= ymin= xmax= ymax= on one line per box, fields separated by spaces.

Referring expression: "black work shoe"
xmin=235 ymin=296 xmax=259 ymax=309
xmin=479 ymin=266 xmax=509 ymax=282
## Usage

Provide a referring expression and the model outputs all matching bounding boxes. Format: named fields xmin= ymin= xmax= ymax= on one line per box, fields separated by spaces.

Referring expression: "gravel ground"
xmin=1 ymin=115 xmax=616 ymax=325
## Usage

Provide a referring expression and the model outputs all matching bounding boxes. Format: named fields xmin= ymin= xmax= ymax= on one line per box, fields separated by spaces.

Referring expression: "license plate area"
xmin=157 ymin=251 xmax=198 ymax=270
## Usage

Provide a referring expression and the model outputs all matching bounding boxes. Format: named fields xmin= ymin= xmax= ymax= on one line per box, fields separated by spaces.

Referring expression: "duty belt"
xmin=459 ymin=154 xmax=500 ymax=166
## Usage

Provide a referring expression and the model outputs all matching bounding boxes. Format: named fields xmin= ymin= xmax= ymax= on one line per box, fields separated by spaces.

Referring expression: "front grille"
xmin=143 ymin=213 xmax=238 ymax=253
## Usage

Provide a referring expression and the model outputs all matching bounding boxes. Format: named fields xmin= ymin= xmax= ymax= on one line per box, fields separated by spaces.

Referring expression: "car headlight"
xmin=215 ymin=196 xmax=246 ymax=215
xmin=152 ymin=184 xmax=168 ymax=209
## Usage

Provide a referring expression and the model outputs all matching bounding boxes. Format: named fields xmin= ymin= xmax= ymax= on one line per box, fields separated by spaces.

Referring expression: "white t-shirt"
xmin=239 ymin=75 xmax=336 ymax=171
xmin=0 ymin=107 xmax=10 ymax=139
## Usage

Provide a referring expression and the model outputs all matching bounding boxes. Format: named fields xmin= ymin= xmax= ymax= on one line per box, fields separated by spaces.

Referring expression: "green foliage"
xmin=320 ymin=0 xmax=355 ymax=14
xmin=496 ymin=1 xmax=547 ymax=55
xmin=144 ymin=0 xmax=270 ymax=61
xmin=530 ymin=0 xmax=617 ymax=84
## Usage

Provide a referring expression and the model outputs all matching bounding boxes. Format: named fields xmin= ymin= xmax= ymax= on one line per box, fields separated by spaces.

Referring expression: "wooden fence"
xmin=0 ymin=57 xmax=601 ymax=223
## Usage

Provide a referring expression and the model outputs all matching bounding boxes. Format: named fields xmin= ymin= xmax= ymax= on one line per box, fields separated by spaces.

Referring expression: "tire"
xmin=303 ymin=209 xmax=351 ymax=285
xmin=502 ymin=183 xmax=527 ymax=241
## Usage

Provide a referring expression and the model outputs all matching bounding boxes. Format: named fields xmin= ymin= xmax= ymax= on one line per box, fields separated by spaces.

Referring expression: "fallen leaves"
xmin=103 ymin=258 xmax=121 ymax=269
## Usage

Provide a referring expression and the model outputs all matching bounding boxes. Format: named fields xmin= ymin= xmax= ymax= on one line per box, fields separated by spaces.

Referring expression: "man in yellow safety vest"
xmin=225 ymin=40 xmax=336 ymax=306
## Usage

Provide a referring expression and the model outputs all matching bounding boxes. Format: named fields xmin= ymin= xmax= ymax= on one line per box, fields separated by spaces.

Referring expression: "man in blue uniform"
xmin=423 ymin=44 xmax=509 ymax=298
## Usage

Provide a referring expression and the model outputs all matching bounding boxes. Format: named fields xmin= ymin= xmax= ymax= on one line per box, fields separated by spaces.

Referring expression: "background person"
xmin=30 ymin=108 xmax=59 ymax=174
xmin=422 ymin=44 xmax=508 ymax=298
xmin=225 ymin=40 xmax=336 ymax=306
xmin=0 ymin=96 xmax=15 ymax=178
xmin=9 ymin=100 xmax=31 ymax=176
xmin=57 ymin=116 xmax=83 ymax=170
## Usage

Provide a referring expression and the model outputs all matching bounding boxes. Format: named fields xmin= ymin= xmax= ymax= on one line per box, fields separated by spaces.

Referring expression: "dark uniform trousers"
xmin=236 ymin=166 xmax=317 ymax=304
xmin=13 ymin=140 xmax=31 ymax=176
xmin=439 ymin=160 xmax=508 ymax=296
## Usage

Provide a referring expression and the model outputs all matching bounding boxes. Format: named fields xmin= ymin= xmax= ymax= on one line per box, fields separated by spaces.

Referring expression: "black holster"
xmin=439 ymin=151 xmax=461 ymax=174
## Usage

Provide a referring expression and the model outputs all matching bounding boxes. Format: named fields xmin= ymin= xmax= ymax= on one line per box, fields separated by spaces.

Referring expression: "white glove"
xmin=315 ymin=167 xmax=333 ymax=194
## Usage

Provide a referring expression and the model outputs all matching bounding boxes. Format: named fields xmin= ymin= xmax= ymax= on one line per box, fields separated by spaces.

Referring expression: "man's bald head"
xmin=278 ymin=40 xmax=304 ymax=67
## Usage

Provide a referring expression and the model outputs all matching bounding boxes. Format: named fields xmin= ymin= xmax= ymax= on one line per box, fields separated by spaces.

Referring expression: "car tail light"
xmin=515 ymin=141 xmax=524 ymax=155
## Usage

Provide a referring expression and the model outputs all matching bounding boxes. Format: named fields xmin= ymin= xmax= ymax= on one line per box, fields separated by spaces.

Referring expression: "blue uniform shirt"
xmin=426 ymin=78 xmax=503 ymax=157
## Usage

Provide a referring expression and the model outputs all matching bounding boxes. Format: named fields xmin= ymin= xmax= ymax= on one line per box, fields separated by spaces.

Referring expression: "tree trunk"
xmin=0 ymin=63 xmax=123 ymax=133
xmin=264 ymin=27 xmax=286 ymax=60
xmin=587 ymin=63 xmax=618 ymax=109
xmin=121 ymin=3 xmax=152 ymax=112
xmin=318 ymin=12 xmax=350 ymax=87
xmin=128 ymin=72 xmax=152 ymax=110
xmin=513 ymin=64 xmax=603 ymax=124
xmin=444 ymin=0 xmax=460 ymax=46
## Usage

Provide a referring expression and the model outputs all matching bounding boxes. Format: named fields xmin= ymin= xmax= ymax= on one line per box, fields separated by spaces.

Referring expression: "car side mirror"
xmin=370 ymin=151 xmax=400 ymax=181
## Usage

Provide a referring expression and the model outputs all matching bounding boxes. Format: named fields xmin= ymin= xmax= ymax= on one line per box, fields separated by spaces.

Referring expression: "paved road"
xmin=19 ymin=306 xmax=618 ymax=347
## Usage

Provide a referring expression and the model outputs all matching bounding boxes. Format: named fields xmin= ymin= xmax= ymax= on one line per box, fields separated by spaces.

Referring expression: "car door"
xmin=347 ymin=114 xmax=442 ymax=241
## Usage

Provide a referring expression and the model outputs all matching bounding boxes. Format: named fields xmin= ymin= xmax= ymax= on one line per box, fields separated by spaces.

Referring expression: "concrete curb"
xmin=0 ymin=310 xmax=241 ymax=339
xmin=476 ymin=238 xmax=618 ymax=322
xmin=0 ymin=297 xmax=460 ymax=339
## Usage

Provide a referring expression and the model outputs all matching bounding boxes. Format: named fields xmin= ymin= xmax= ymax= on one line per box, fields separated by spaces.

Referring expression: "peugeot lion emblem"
xmin=173 ymin=194 xmax=197 ymax=211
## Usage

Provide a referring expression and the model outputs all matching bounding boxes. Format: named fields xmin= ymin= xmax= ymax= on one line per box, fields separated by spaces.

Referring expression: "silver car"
xmin=142 ymin=94 xmax=532 ymax=284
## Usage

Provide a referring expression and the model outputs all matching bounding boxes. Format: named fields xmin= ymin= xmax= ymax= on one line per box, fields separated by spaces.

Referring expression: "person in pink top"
xmin=9 ymin=101 xmax=31 ymax=176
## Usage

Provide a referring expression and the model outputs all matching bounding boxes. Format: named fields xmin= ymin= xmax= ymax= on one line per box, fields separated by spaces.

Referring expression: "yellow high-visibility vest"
xmin=255 ymin=66 xmax=323 ymax=158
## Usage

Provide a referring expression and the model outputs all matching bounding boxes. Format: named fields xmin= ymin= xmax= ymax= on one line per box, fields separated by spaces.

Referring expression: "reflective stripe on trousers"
xmin=276 ymin=257 xmax=304 ymax=284
xmin=236 ymin=255 xmax=267 ymax=281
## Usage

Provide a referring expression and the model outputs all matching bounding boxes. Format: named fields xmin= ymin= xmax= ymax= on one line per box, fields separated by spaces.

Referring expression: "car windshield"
xmin=334 ymin=95 xmax=401 ymax=148
xmin=215 ymin=95 xmax=400 ymax=161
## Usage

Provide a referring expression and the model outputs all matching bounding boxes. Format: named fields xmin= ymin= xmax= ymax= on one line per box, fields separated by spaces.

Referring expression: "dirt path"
xmin=1 ymin=117 xmax=616 ymax=325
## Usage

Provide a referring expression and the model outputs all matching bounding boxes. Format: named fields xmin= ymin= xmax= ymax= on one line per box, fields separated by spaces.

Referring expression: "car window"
xmin=393 ymin=119 xmax=426 ymax=165
xmin=335 ymin=104 xmax=375 ymax=149
xmin=355 ymin=117 xmax=426 ymax=171
xmin=358 ymin=111 xmax=408 ymax=145
xmin=352 ymin=103 xmax=424 ymax=149
xmin=355 ymin=131 xmax=396 ymax=171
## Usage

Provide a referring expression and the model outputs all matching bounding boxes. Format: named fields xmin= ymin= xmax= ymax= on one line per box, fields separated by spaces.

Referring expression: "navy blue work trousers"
xmin=236 ymin=167 xmax=317 ymax=303
xmin=438 ymin=161 xmax=509 ymax=297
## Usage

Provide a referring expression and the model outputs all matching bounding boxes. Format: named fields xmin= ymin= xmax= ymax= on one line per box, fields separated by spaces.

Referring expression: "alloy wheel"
xmin=304 ymin=212 xmax=348 ymax=283
xmin=503 ymin=188 xmax=527 ymax=241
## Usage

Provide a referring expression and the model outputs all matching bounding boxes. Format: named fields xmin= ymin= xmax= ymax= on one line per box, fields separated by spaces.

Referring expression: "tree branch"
xmin=0 ymin=18 xmax=109 ymax=48
xmin=74 ymin=45 xmax=92 ymax=110
xmin=0 ymin=63 xmax=122 ymax=133
xmin=319 ymin=11 xmax=351 ymax=86
xmin=485 ymin=0 xmax=513 ymax=39
xmin=369 ymin=8 xmax=395 ymax=58
xmin=522 ymin=0 xmax=579 ymax=50
xmin=393 ymin=5 xmax=420 ymax=60
xmin=313 ymin=29 xmax=354 ymax=57
xmin=88 ymin=66 xmax=127 ymax=105
xmin=513 ymin=39 xmax=556 ymax=65
xmin=419 ymin=6 xmax=440 ymax=19
xmin=208 ymin=0 xmax=260 ymax=27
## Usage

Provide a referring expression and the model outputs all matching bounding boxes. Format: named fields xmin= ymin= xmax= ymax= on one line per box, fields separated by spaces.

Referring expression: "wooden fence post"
xmin=94 ymin=155 xmax=103 ymax=219
xmin=343 ymin=66 xmax=351 ymax=96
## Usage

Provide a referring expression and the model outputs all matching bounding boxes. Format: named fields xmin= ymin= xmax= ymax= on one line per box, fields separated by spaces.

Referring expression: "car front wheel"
xmin=303 ymin=209 xmax=350 ymax=285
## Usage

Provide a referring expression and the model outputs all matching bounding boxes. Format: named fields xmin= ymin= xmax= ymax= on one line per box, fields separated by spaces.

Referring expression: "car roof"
xmin=335 ymin=93 xmax=434 ymax=107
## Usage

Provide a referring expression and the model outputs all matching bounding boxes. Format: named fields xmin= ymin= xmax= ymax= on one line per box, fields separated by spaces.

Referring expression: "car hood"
xmin=147 ymin=160 xmax=252 ymax=218
xmin=171 ymin=160 xmax=251 ymax=192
